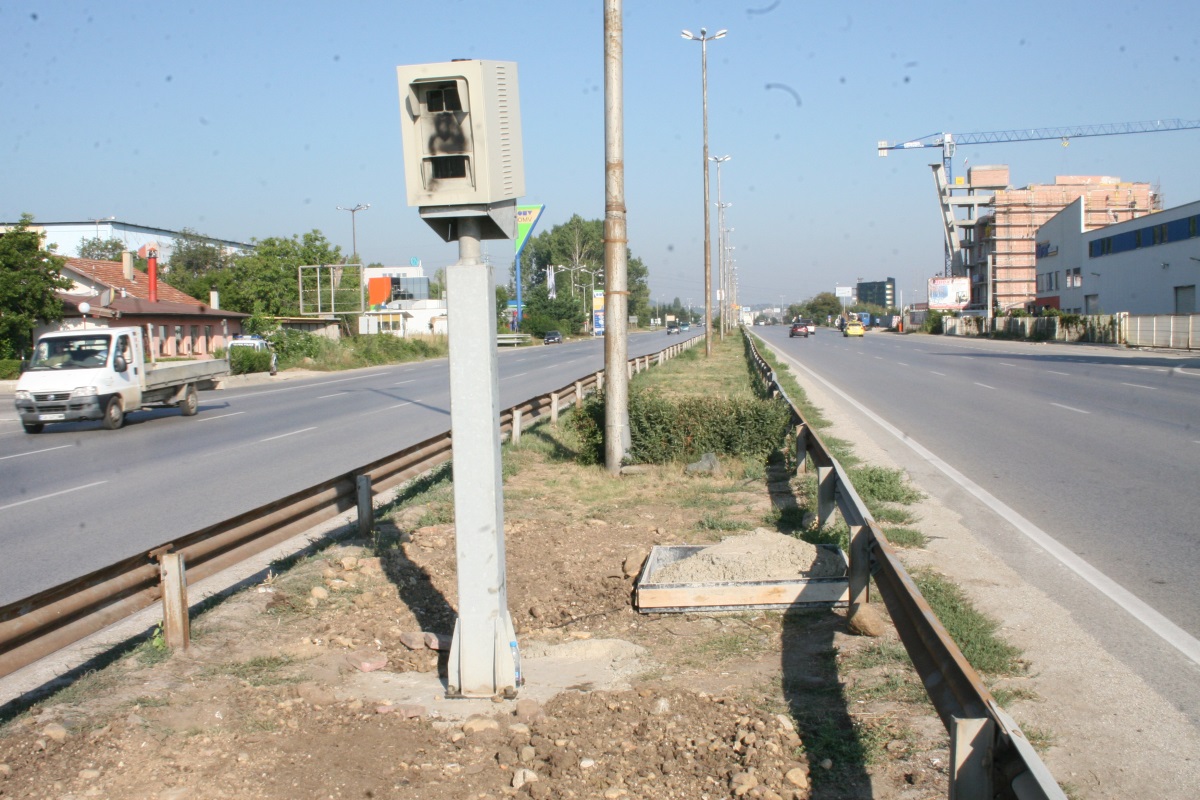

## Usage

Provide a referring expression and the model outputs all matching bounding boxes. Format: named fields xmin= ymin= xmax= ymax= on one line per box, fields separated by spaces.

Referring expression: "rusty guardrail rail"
xmin=744 ymin=330 xmax=1064 ymax=800
xmin=0 ymin=334 xmax=700 ymax=682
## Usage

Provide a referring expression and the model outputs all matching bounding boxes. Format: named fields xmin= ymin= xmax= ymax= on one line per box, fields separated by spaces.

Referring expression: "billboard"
xmin=927 ymin=277 xmax=970 ymax=310
xmin=592 ymin=289 xmax=605 ymax=336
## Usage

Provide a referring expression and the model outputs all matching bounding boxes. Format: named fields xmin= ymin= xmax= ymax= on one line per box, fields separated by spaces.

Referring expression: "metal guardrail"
xmin=0 ymin=334 xmax=700 ymax=681
xmin=744 ymin=330 xmax=1065 ymax=800
xmin=496 ymin=333 xmax=532 ymax=346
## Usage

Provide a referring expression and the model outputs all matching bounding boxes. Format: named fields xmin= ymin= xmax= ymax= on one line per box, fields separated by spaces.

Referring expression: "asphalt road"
xmin=0 ymin=330 xmax=700 ymax=606
xmin=756 ymin=325 xmax=1200 ymax=718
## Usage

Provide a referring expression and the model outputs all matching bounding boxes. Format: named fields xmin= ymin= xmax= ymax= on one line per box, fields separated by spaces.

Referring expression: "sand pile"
xmin=651 ymin=528 xmax=844 ymax=584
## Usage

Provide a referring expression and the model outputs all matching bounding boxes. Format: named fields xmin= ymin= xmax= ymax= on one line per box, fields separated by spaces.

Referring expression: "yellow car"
xmin=843 ymin=319 xmax=865 ymax=337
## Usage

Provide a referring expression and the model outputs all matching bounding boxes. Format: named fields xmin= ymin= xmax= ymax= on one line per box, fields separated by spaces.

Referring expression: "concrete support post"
xmin=816 ymin=464 xmax=836 ymax=527
xmin=356 ymin=474 xmax=373 ymax=537
xmin=949 ymin=717 xmax=995 ymax=800
xmin=550 ymin=392 xmax=559 ymax=425
xmin=159 ymin=553 xmax=189 ymax=652
xmin=603 ymin=0 xmax=631 ymax=474
xmin=445 ymin=218 xmax=518 ymax=699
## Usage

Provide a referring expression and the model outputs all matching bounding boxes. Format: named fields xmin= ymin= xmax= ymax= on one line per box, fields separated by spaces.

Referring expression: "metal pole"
xmin=445 ymin=216 xmax=518 ymax=698
xmin=604 ymin=0 xmax=630 ymax=471
xmin=700 ymin=35 xmax=713 ymax=357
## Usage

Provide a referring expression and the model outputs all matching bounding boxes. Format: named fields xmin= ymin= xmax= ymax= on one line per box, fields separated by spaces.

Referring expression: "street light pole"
xmin=683 ymin=26 xmax=726 ymax=357
xmin=710 ymin=154 xmax=730 ymax=339
xmin=336 ymin=203 xmax=370 ymax=262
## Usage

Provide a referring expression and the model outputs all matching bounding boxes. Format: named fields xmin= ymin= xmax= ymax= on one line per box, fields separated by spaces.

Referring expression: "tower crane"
xmin=877 ymin=119 xmax=1200 ymax=277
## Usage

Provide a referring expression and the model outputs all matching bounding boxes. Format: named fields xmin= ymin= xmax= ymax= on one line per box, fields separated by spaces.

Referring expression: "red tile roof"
xmin=63 ymin=258 xmax=246 ymax=318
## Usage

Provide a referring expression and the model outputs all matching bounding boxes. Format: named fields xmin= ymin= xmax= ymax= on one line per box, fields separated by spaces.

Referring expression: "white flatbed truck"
xmin=14 ymin=326 xmax=228 ymax=433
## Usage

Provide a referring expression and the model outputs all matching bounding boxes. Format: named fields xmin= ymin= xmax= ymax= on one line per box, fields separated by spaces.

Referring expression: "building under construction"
xmin=935 ymin=165 xmax=1158 ymax=310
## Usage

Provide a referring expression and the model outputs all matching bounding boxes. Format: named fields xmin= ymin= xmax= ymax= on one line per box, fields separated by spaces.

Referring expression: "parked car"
xmin=843 ymin=319 xmax=865 ymax=338
xmin=666 ymin=322 xmax=681 ymax=335
xmin=227 ymin=334 xmax=278 ymax=375
xmin=789 ymin=321 xmax=808 ymax=338
xmin=543 ymin=330 xmax=563 ymax=344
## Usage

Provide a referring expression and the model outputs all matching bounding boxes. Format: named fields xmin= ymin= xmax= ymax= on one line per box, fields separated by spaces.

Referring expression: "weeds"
xmin=882 ymin=527 xmax=928 ymax=548
xmin=913 ymin=572 xmax=1023 ymax=675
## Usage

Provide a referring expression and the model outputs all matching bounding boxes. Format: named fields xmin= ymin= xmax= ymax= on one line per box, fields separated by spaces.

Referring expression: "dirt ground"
xmin=0 ymin=344 xmax=952 ymax=800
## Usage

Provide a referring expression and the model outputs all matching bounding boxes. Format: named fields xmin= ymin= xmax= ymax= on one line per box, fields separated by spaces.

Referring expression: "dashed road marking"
xmin=1050 ymin=402 xmax=1089 ymax=414
xmin=260 ymin=427 xmax=317 ymax=443
xmin=0 ymin=481 xmax=108 ymax=512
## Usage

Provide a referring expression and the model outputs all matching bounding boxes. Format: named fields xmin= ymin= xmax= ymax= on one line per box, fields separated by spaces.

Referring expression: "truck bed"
xmin=143 ymin=359 xmax=229 ymax=391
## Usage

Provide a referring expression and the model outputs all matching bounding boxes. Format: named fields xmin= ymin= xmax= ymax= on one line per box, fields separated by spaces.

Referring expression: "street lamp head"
xmin=681 ymin=29 xmax=695 ymax=39
xmin=712 ymin=29 xmax=727 ymax=39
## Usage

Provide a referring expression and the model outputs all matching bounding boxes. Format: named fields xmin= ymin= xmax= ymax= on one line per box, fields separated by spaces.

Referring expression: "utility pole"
xmin=604 ymin=0 xmax=630 ymax=472
xmin=683 ymin=27 xmax=726 ymax=357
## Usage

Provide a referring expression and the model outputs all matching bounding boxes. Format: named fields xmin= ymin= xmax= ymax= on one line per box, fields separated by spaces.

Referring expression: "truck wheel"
xmin=23 ymin=422 xmax=44 ymax=434
xmin=102 ymin=396 xmax=124 ymax=430
xmin=180 ymin=385 xmax=198 ymax=416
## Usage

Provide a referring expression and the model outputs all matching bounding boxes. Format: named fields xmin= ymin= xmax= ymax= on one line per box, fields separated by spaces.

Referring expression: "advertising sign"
xmin=927 ymin=276 xmax=971 ymax=310
xmin=835 ymin=286 xmax=852 ymax=299
xmin=592 ymin=289 xmax=605 ymax=336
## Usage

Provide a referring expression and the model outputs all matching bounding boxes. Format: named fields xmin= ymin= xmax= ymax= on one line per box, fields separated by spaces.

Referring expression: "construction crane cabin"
xmin=877 ymin=119 xmax=1200 ymax=305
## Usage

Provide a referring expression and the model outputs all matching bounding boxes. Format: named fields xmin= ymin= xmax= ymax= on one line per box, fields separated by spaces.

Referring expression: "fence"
xmin=1125 ymin=313 xmax=1199 ymax=350
xmin=745 ymin=330 xmax=1065 ymax=800
xmin=0 ymin=335 xmax=700 ymax=681
xmin=942 ymin=314 xmax=1120 ymax=343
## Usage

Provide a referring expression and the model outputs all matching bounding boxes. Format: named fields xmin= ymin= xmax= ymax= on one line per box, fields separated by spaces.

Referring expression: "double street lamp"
xmin=682 ymin=26 xmax=726 ymax=356
xmin=336 ymin=203 xmax=370 ymax=262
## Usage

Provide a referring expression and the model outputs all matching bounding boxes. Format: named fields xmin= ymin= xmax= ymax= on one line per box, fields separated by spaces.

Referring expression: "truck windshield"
xmin=28 ymin=334 xmax=112 ymax=370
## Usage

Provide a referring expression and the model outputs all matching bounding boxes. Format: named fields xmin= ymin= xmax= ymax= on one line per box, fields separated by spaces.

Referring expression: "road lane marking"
xmin=767 ymin=341 xmax=1200 ymax=669
xmin=391 ymin=380 xmax=415 ymax=386
xmin=0 ymin=480 xmax=108 ymax=512
xmin=317 ymin=392 xmax=348 ymax=399
xmin=930 ymin=371 xmax=947 ymax=376
xmin=218 ymin=372 xmax=388 ymax=402
xmin=974 ymin=382 xmax=996 ymax=390
xmin=999 ymin=362 xmax=1017 ymax=367
xmin=511 ymin=371 xmax=530 ymax=378
xmin=0 ymin=444 xmax=72 ymax=461
xmin=896 ymin=362 xmax=909 ymax=367
xmin=358 ymin=402 xmax=413 ymax=417
xmin=260 ymin=427 xmax=317 ymax=443
xmin=1050 ymin=402 xmax=1090 ymax=414
xmin=198 ymin=412 xmax=245 ymax=422
xmin=1048 ymin=370 xmax=1071 ymax=376
xmin=1120 ymin=382 xmax=1157 ymax=390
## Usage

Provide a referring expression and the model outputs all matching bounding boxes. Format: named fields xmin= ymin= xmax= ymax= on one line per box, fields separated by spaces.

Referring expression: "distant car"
xmin=798 ymin=318 xmax=816 ymax=335
xmin=843 ymin=319 xmax=865 ymax=338
xmin=680 ymin=322 xmax=691 ymax=331
xmin=666 ymin=322 xmax=681 ymax=335
xmin=789 ymin=322 xmax=808 ymax=338
xmin=543 ymin=330 xmax=563 ymax=344
xmin=227 ymin=334 xmax=277 ymax=375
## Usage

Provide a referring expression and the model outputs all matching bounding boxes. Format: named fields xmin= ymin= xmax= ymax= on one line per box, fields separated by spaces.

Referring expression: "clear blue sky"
xmin=4 ymin=1 xmax=1199 ymax=308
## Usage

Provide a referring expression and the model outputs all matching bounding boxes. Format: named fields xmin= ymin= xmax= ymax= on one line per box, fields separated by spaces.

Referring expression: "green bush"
xmin=268 ymin=328 xmax=323 ymax=364
xmin=229 ymin=348 xmax=273 ymax=375
xmin=571 ymin=387 xmax=792 ymax=466
xmin=922 ymin=310 xmax=945 ymax=334
xmin=0 ymin=359 xmax=21 ymax=380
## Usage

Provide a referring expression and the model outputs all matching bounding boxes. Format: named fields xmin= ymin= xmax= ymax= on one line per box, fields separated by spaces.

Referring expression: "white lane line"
xmin=873 ymin=356 xmax=883 ymax=360
xmin=317 ymin=392 xmax=347 ymax=399
xmin=358 ymin=402 xmax=413 ymax=417
xmin=392 ymin=380 xmax=415 ymax=386
xmin=260 ymin=427 xmax=317 ymax=443
xmin=1120 ymin=382 xmax=1157 ymax=390
xmin=0 ymin=480 xmax=108 ymax=512
xmin=198 ymin=411 xmax=245 ymax=422
xmin=974 ymin=382 xmax=996 ymax=390
xmin=0 ymin=444 xmax=73 ymax=461
xmin=1173 ymin=367 xmax=1200 ymax=378
xmin=511 ymin=371 xmax=530 ymax=378
xmin=930 ymin=371 xmax=947 ymax=377
xmin=769 ymin=343 xmax=1200 ymax=669
xmin=999 ymin=362 xmax=1017 ymax=367
xmin=896 ymin=362 xmax=909 ymax=367
xmin=1048 ymin=370 xmax=1071 ymax=376
xmin=1050 ymin=402 xmax=1090 ymax=414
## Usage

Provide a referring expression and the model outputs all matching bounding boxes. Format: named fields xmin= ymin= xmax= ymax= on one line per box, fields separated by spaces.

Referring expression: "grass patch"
xmin=867 ymin=504 xmax=916 ymax=525
xmin=796 ymin=713 xmax=890 ymax=771
xmin=849 ymin=466 xmax=923 ymax=505
xmin=205 ymin=655 xmax=300 ymax=687
xmin=882 ymin=527 xmax=928 ymax=548
xmin=991 ymin=685 xmax=1039 ymax=708
xmin=1023 ymin=724 xmax=1055 ymax=753
xmin=697 ymin=513 xmax=742 ymax=532
xmin=842 ymin=640 xmax=911 ymax=670
xmin=913 ymin=572 xmax=1023 ymax=675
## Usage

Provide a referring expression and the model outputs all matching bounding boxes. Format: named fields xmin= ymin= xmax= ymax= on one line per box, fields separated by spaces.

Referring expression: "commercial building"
xmin=936 ymin=166 xmax=1156 ymax=311
xmin=358 ymin=265 xmax=447 ymax=336
xmin=0 ymin=219 xmax=254 ymax=261
xmin=856 ymin=278 xmax=895 ymax=309
xmin=1035 ymin=198 xmax=1200 ymax=315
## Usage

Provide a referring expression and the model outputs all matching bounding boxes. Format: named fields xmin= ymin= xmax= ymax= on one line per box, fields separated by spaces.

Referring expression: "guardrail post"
xmin=597 ymin=371 xmax=604 ymax=392
xmin=817 ymin=464 xmax=836 ymax=527
xmin=794 ymin=423 xmax=808 ymax=475
xmin=511 ymin=405 xmax=523 ymax=443
xmin=550 ymin=392 xmax=559 ymax=425
xmin=848 ymin=523 xmax=870 ymax=607
xmin=159 ymin=552 xmax=190 ymax=651
xmin=356 ymin=474 xmax=374 ymax=537
xmin=949 ymin=717 xmax=995 ymax=800
xmin=627 ymin=361 xmax=634 ymax=379
xmin=575 ymin=381 xmax=583 ymax=409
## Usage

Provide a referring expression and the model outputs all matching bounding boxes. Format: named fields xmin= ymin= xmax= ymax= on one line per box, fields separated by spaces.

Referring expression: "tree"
xmin=163 ymin=228 xmax=234 ymax=301
xmin=0 ymin=215 xmax=70 ymax=358
xmin=801 ymin=292 xmax=843 ymax=322
xmin=78 ymin=236 xmax=126 ymax=261
xmin=519 ymin=283 xmax=586 ymax=336
xmin=221 ymin=230 xmax=344 ymax=317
